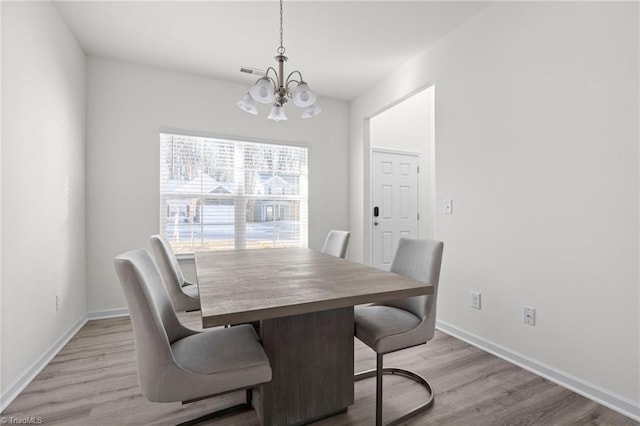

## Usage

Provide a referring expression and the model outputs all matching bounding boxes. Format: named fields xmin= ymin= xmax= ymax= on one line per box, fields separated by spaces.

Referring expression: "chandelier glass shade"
xmin=301 ymin=104 xmax=322 ymax=118
xmin=268 ymin=104 xmax=288 ymax=121
xmin=236 ymin=0 xmax=321 ymax=121
xmin=237 ymin=93 xmax=258 ymax=115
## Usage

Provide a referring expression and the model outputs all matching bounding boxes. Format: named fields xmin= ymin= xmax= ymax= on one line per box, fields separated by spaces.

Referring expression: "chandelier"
xmin=236 ymin=0 xmax=321 ymax=121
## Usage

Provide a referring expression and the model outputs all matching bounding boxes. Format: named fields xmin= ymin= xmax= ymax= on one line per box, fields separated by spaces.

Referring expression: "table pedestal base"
xmin=256 ymin=307 xmax=354 ymax=426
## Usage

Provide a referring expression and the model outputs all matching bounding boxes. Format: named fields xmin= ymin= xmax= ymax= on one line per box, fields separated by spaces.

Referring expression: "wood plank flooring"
xmin=2 ymin=312 xmax=637 ymax=425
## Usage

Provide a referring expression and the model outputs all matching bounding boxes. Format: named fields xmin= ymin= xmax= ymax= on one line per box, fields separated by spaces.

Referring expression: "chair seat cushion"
xmin=355 ymin=305 xmax=427 ymax=354
xmin=181 ymin=283 xmax=199 ymax=299
xmin=170 ymin=324 xmax=272 ymax=395
xmin=172 ymin=324 xmax=269 ymax=373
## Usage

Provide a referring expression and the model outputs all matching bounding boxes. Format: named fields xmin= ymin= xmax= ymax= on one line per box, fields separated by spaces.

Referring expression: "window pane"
xmin=160 ymin=133 xmax=308 ymax=254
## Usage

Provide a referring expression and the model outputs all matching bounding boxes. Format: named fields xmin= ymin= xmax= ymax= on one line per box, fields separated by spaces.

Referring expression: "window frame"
xmin=159 ymin=130 xmax=309 ymax=254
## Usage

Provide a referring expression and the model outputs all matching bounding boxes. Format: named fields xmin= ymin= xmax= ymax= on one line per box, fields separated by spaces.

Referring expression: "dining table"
xmin=194 ymin=247 xmax=433 ymax=426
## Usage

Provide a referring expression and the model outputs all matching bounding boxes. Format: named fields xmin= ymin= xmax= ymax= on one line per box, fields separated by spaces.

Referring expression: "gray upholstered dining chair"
xmin=114 ymin=249 xmax=272 ymax=425
xmin=321 ymin=230 xmax=350 ymax=258
xmin=149 ymin=234 xmax=200 ymax=312
xmin=354 ymin=238 xmax=444 ymax=426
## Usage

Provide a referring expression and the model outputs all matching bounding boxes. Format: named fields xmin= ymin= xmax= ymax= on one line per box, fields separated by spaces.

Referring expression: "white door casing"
xmin=371 ymin=150 xmax=419 ymax=270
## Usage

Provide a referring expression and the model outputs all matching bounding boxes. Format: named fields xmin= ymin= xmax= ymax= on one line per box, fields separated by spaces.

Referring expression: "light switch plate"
xmin=443 ymin=199 xmax=453 ymax=214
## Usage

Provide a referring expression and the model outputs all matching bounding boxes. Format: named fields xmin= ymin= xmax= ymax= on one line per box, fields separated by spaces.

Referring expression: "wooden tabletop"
xmin=195 ymin=247 xmax=433 ymax=328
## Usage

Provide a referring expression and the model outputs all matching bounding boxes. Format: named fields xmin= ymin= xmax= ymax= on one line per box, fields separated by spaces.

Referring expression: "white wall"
xmin=350 ymin=1 xmax=639 ymax=417
xmin=1 ymin=0 xmax=86 ymax=401
xmin=369 ymin=87 xmax=434 ymax=241
xmin=86 ymin=58 xmax=349 ymax=313
xmin=0 ymin=1 xmax=4 ymax=397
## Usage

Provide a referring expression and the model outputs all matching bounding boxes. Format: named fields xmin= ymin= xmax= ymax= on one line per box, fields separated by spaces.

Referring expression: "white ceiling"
xmin=53 ymin=1 xmax=489 ymax=101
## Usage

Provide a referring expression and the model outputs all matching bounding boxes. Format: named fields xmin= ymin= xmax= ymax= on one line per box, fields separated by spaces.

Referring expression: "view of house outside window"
xmin=160 ymin=133 xmax=308 ymax=254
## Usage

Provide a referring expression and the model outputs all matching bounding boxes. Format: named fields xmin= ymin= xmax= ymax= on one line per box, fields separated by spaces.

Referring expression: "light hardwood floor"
xmin=2 ymin=312 xmax=637 ymax=425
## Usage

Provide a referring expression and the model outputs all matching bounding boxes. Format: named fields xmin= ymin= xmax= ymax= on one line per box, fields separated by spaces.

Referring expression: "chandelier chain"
xmin=278 ymin=0 xmax=285 ymax=55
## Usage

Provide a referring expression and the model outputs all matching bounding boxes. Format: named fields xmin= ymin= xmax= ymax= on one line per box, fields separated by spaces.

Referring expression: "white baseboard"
xmin=436 ymin=320 xmax=640 ymax=422
xmin=1 ymin=315 xmax=87 ymax=413
xmin=1 ymin=308 xmax=131 ymax=412
xmin=87 ymin=307 xmax=129 ymax=321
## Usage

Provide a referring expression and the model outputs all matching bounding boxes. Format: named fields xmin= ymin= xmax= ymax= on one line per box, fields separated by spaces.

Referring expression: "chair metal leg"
xmin=376 ymin=353 xmax=383 ymax=426
xmin=355 ymin=354 xmax=434 ymax=426
xmin=176 ymin=389 xmax=253 ymax=426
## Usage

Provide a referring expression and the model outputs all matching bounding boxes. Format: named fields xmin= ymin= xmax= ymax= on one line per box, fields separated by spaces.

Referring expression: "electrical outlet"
xmin=470 ymin=291 xmax=481 ymax=310
xmin=56 ymin=295 xmax=61 ymax=312
xmin=523 ymin=306 xmax=535 ymax=326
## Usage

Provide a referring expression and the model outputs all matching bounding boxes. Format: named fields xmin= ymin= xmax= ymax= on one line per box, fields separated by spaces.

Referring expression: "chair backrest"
xmin=385 ymin=238 xmax=444 ymax=340
xmin=114 ymin=249 xmax=192 ymax=399
xmin=149 ymin=233 xmax=187 ymax=295
xmin=322 ymin=230 xmax=350 ymax=258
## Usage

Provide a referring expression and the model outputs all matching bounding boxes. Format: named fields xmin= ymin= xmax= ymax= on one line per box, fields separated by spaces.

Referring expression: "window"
xmin=160 ymin=133 xmax=308 ymax=254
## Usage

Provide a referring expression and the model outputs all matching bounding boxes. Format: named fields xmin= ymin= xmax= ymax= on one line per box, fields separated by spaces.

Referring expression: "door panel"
xmin=371 ymin=151 xmax=419 ymax=270
xmin=400 ymin=186 xmax=410 ymax=219
xmin=382 ymin=232 xmax=394 ymax=264
xmin=382 ymin=186 xmax=393 ymax=218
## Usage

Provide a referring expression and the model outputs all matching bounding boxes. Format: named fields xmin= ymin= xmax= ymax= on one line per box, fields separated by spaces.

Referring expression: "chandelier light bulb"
xmin=292 ymin=83 xmax=317 ymax=108
xmin=249 ymin=78 xmax=276 ymax=104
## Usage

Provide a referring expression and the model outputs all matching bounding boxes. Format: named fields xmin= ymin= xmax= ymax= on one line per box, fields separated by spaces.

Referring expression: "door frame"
xmin=370 ymin=148 xmax=420 ymax=268
xmin=363 ymin=85 xmax=436 ymax=266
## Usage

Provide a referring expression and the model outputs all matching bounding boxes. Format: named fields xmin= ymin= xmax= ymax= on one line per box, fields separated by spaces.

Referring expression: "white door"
xmin=371 ymin=150 xmax=419 ymax=270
